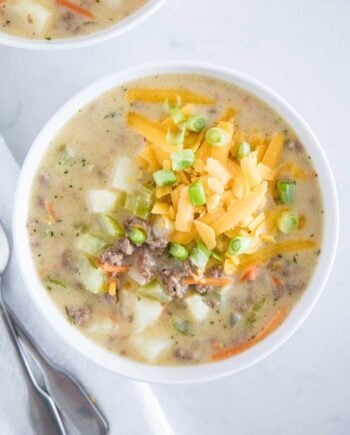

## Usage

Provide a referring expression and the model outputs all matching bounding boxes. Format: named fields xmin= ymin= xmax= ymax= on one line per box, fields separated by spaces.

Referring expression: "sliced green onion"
xmin=212 ymin=251 xmax=223 ymax=262
xmin=228 ymin=235 xmax=251 ymax=256
xmin=277 ymin=180 xmax=296 ymax=204
xmin=164 ymin=98 xmax=185 ymax=125
xmin=169 ymin=243 xmax=189 ymax=261
xmin=277 ymin=211 xmax=299 ymax=234
xmin=205 ymin=127 xmax=230 ymax=147
xmin=172 ymin=318 xmax=190 ymax=335
xmin=236 ymin=141 xmax=251 ymax=160
xmin=189 ymin=181 xmax=206 ymax=206
xmin=128 ymin=228 xmax=147 ymax=245
xmin=171 ymin=149 xmax=195 ymax=171
xmin=153 ymin=169 xmax=177 ymax=187
xmin=186 ymin=115 xmax=206 ymax=132
xmin=166 ymin=125 xmax=186 ymax=147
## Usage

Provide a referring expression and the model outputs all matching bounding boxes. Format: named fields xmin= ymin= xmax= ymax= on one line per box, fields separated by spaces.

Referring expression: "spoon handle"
xmin=0 ymin=279 xmax=67 ymax=435
xmin=7 ymin=303 xmax=109 ymax=435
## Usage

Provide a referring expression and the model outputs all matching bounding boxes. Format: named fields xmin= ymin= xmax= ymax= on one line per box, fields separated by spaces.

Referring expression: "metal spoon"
xmin=0 ymin=223 xmax=66 ymax=434
xmin=0 ymin=221 xmax=109 ymax=434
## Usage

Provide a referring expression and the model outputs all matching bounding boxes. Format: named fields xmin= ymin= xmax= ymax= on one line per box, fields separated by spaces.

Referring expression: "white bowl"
xmin=13 ymin=62 xmax=339 ymax=383
xmin=0 ymin=0 xmax=166 ymax=49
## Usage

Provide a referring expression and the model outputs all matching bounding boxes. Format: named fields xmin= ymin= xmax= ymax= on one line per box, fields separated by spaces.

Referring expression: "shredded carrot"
xmin=45 ymin=201 xmax=57 ymax=224
xmin=108 ymin=279 xmax=117 ymax=296
xmin=98 ymin=262 xmax=129 ymax=274
xmin=56 ymin=0 xmax=95 ymax=19
xmin=298 ymin=215 xmax=306 ymax=230
xmin=272 ymin=275 xmax=283 ymax=288
xmin=211 ymin=306 xmax=288 ymax=361
xmin=238 ymin=264 xmax=259 ymax=282
xmin=183 ymin=277 xmax=232 ymax=287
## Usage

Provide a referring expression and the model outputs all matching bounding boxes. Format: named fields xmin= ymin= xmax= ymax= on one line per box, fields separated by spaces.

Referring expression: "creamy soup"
xmin=27 ymin=74 xmax=323 ymax=365
xmin=0 ymin=0 xmax=147 ymax=40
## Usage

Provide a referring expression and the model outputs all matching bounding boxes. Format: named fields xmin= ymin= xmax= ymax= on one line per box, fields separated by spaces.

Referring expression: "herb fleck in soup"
xmin=28 ymin=73 xmax=323 ymax=365
xmin=0 ymin=0 xmax=148 ymax=40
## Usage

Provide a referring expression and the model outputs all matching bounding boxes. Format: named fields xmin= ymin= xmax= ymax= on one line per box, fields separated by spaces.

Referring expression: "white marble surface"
xmin=0 ymin=0 xmax=349 ymax=434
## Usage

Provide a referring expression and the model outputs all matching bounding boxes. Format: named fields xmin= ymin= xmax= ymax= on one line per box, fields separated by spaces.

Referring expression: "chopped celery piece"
xmin=129 ymin=228 xmax=147 ymax=245
xmin=138 ymin=281 xmax=172 ymax=303
xmin=189 ymin=181 xmax=206 ymax=206
xmin=138 ymin=183 xmax=155 ymax=200
xmin=46 ymin=276 xmax=66 ymax=288
xmin=79 ymin=256 xmax=106 ymax=294
xmin=186 ymin=115 xmax=206 ymax=132
xmin=153 ymin=170 xmax=177 ymax=187
xmin=245 ymin=297 xmax=267 ymax=325
xmin=169 ymin=243 xmax=189 ymax=261
xmin=76 ymin=233 xmax=108 ymax=256
xmin=124 ymin=192 xmax=152 ymax=219
xmin=124 ymin=183 xmax=155 ymax=219
xmin=236 ymin=141 xmax=251 ymax=160
xmin=172 ymin=318 xmax=190 ymax=335
xmin=171 ymin=149 xmax=195 ymax=171
xmin=96 ymin=213 xmax=124 ymax=238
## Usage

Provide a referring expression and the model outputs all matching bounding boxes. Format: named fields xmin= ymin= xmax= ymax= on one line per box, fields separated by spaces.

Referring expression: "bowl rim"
xmin=0 ymin=0 xmax=166 ymax=50
xmin=13 ymin=61 xmax=339 ymax=383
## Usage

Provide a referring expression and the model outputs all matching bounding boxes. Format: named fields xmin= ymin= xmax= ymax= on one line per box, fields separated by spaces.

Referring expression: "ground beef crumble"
xmin=66 ymin=305 xmax=92 ymax=325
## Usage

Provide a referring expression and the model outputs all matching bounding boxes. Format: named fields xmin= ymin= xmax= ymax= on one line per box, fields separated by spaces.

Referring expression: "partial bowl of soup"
xmin=14 ymin=62 xmax=338 ymax=383
xmin=0 ymin=0 xmax=165 ymax=48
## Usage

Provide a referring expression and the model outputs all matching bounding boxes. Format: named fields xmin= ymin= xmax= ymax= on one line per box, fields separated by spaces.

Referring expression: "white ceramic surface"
xmin=0 ymin=0 xmax=166 ymax=49
xmin=13 ymin=62 xmax=339 ymax=384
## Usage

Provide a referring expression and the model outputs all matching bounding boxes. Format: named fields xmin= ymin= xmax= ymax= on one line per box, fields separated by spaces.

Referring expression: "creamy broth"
xmin=0 ymin=0 xmax=147 ymax=40
xmin=27 ymin=73 xmax=323 ymax=365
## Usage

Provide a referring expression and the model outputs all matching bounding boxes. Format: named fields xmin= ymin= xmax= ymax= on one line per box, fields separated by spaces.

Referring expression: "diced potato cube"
xmin=5 ymin=0 xmax=53 ymax=37
xmin=87 ymin=318 xmax=119 ymax=335
xmin=111 ymin=157 xmax=140 ymax=193
xmin=130 ymin=336 xmax=171 ymax=362
xmin=185 ymin=295 xmax=209 ymax=321
xmin=88 ymin=190 xmax=119 ymax=213
xmin=120 ymin=291 xmax=163 ymax=332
